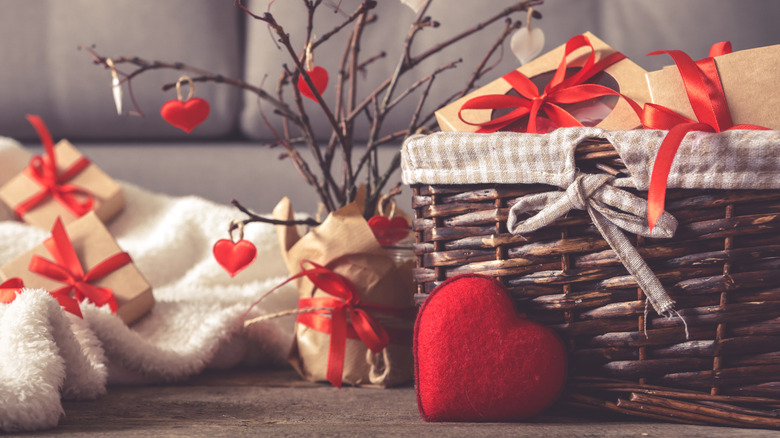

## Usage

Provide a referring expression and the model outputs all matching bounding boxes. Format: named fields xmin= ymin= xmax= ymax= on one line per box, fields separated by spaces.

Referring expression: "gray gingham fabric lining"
xmin=401 ymin=127 xmax=780 ymax=319
xmin=401 ymin=128 xmax=780 ymax=190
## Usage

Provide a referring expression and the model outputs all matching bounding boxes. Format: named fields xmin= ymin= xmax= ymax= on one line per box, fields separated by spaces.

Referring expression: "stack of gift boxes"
xmin=436 ymin=32 xmax=779 ymax=134
xmin=0 ymin=115 xmax=154 ymax=325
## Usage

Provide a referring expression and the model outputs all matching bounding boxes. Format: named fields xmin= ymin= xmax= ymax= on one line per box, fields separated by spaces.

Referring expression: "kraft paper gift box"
xmin=0 ymin=212 xmax=154 ymax=325
xmin=0 ymin=139 xmax=124 ymax=230
xmin=646 ymin=43 xmax=780 ymax=130
xmin=435 ymin=32 xmax=651 ymax=133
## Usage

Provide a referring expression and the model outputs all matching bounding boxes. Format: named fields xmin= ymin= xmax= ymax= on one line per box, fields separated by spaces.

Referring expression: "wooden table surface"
xmin=8 ymin=368 xmax=777 ymax=437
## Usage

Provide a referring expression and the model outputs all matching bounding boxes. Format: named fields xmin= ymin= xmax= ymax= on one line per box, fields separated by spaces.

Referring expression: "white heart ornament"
xmin=400 ymin=0 xmax=426 ymax=14
xmin=511 ymin=27 xmax=545 ymax=65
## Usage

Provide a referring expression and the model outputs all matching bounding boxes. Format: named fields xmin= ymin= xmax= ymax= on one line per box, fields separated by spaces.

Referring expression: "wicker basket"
xmin=406 ymin=131 xmax=780 ymax=428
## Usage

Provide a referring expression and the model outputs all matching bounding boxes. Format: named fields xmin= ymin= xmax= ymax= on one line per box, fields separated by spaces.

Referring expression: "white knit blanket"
xmin=0 ymin=137 xmax=298 ymax=432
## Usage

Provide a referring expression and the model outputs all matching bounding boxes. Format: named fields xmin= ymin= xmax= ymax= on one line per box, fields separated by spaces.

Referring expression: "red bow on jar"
xmin=458 ymin=34 xmax=642 ymax=133
xmin=642 ymin=42 xmax=770 ymax=229
xmin=15 ymin=115 xmax=94 ymax=219
xmin=28 ymin=217 xmax=132 ymax=313
xmin=241 ymin=260 xmax=414 ymax=388
xmin=0 ymin=276 xmax=83 ymax=318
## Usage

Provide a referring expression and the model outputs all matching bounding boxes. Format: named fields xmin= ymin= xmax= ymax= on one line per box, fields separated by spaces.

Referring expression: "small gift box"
xmin=0 ymin=211 xmax=154 ymax=325
xmin=435 ymin=32 xmax=650 ymax=133
xmin=646 ymin=42 xmax=780 ymax=130
xmin=0 ymin=115 xmax=124 ymax=230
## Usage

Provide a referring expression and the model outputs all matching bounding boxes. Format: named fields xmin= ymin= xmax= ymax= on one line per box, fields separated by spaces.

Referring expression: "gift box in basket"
xmin=435 ymin=32 xmax=650 ymax=134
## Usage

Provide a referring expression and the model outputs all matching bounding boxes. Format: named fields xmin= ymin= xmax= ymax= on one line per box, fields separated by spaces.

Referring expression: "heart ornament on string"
xmin=213 ymin=220 xmax=257 ymax=277
xmin=297 ymin=40 xmax=329 ymax=101
xmin=415 ymin=274 xmax=567 ymax=422
xmin=161 ymin=75 xmax=210 ymax=133
xmin=400 ymin=0 xmax=427 ymax=13
xmin=368 ymin=194 xmax=410 ymax=246
xmin=297 ymin=66 xmax=329 ymax=101
xmin=511 ymin=8 xmax=545 ymax=65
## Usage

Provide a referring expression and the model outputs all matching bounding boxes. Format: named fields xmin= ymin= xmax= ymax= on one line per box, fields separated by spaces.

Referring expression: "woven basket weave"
xmin=407 ymin=133 xmax=780 ymax=428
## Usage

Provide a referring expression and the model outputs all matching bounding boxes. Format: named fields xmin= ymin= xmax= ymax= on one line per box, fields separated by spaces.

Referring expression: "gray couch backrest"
xmin=2 ymin=0 xmax=778 ymax=142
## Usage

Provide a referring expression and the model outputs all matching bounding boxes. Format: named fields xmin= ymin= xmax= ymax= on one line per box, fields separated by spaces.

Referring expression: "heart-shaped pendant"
xmin=511 ymin=26 xmax=545 ymax=65
xmin=415 ymin=274 xmax=567 ymax=422
xmin=161 ymin=76 xmax=210 ymax=133
xmin=0 ymin=277 xmax=24 ymax=303
xmin=297 ymin=66 xmax=329 ymax=101
xmin=161 ymin=98 xmax=210 ymax=133
xmin=368 ymin=215 xmax=409 ymax=246
xmin=213 ymin=220 xmax=257 ymax=277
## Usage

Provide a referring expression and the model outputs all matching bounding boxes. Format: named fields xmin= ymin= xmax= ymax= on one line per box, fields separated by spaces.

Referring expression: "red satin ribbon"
xmin=244 ymin=260 xmax=413 ymax=388
xmin=0 ymin=277 xmax=82 ymax=317
xmin=15 ymin=115 xmax=94 ymax=219
xmin=27 ymin=217 xmax=131 ymax=314
xmin=458 ymin=34 xmax=642 ymax=133
xmin=642 ymin=42 xmax=770 ymax=229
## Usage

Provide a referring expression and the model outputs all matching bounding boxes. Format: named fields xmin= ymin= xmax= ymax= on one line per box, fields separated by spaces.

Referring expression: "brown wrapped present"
xmin=0 ymin=212 xmax=154 ymax=325
xmin=435 ymin=32 xmax=650 ymax=133
xmin=646 ymin=42 xmax=780 ymax=130
xmin=0 ymin=115 xmax=124 ymax=230
xmin=270 ymin=188 xmax=416 ymax=388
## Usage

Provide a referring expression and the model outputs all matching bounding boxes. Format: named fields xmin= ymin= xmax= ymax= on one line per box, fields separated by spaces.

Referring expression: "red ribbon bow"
xmin=642 ymin=42 xmax=770 ymax=229
xmin=15 ymin=115 xmax=94 ymax=220
xmin=28 ymin=217 xmax=131 ymax=314
xmin=0 ymin=277 xmax=83 ymax=318
xmin=458 ymin=34 xmax=642 ymax=133
xmin=242 ymin=260 xmax=413 ymax=388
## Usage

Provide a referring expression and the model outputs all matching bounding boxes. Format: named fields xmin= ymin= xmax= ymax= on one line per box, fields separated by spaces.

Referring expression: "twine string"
xmin=175 ymin=75 xmax=195 ymax=102
xmin=243 ymin=306 xmax=332 ymax=328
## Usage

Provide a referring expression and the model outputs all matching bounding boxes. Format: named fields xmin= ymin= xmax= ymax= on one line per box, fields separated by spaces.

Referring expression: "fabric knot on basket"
xmin=508 ymin=172 xmax=679 ymax=318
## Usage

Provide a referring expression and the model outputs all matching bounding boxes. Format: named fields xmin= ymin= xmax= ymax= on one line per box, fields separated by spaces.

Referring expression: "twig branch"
xmin=80 ymin=45 xmax=301 ymax=125
xmin=232 ymin=199 xmax=320 ymax=227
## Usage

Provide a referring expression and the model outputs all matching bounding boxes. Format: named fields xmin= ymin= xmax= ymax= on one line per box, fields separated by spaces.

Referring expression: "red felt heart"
xmin=415 ymin=274 xmax=567 ymax=422
xmin=213 ymin=239 xmax=257 ymax=277
xmin=367 ymin=215 xmax=409 ymax=246
xmin=297 ymin=66 xmax=329 ymax=101
xmin=160 ymin=98 xmax=210 ymax=133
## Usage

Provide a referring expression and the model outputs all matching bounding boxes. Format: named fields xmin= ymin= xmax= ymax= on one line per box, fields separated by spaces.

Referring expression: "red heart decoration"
xmin=297 ymin=66 xmax=329 ymax=101
xmin=160 ymin=98 xmax=210 ymax=133
xmin=367 ymin=215 xmax=409 ymax=246
xmin=213 ymin=239 xmax=257 ymax=277
xmin=415 ymin=274 xmax=567 ymax=422
xmin=0 ymin=277 xmax=24 ymax=304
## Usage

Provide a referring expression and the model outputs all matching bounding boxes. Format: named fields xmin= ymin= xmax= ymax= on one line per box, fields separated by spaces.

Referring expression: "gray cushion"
xmin=0 ymin=0 xmax=243 ymax=141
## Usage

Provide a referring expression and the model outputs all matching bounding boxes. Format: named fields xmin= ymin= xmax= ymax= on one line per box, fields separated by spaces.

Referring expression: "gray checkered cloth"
xmin=401 ymin=128 xmax=780 ymax=319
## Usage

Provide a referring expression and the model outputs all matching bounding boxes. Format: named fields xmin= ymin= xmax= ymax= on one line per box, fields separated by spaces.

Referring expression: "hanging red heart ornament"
xmin=368 ymin=194 xmax=410 ymax=246
xmin=213 ymin=220 xmax=257 ymax=277
xmin=297 ymin=66 xmax=329 ymax=101
xmin=368 ymin=215 xmax=409 ymax=246
xmin=161 ymin=75 xmax=210 ymax=133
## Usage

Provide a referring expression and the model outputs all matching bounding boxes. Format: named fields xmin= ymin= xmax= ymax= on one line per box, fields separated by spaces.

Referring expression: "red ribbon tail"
xmin=55 ymin=294 xmax=84 ymax=318
xmin=326 ymin=305 xmax=348 ymax=389
xmin=647 ymin=123 xmax=712 ymax=229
